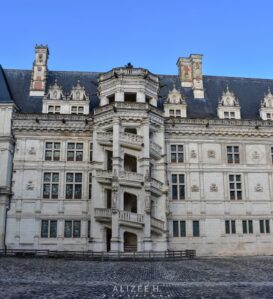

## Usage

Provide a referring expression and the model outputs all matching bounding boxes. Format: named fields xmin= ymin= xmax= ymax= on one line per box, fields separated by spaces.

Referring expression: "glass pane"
xmin=230 ymin=191 xmax=235 ymax=200
xmin=249 ymin=220 xmax=253 ymax=233
xmin=266 ymin=220 xmax=270 ymax=233
xmin=43 ymin=184 xmax=50 ymax=199
xmin=180 ymin=221 xmax=186 ymax=237
xmin=44 ymin=173 xmax=51 ymax=182
xmin=73 ymin=221 xmax=81 ymax=238
xmin=178 ymin=145 xmax=183 ymax=152
xmin=45 ymin=150 xmax=52 ymax=160
xmin=53 ymin=150 xmax=60 ymax=161
xmin=260 ymin=220 xmax=264 ymax=233
xmin=230 ymin=183 xmax=235 ymax=189
xmin=227 ymin=154 xmax=233 ymax=163
xmin=76 ymin=151 xmax=83 ymax=161
xmin=50 ymin=220 xmax=57 ymax=238
xmin=66 ymin=184 xmax=73 ymax=199
xmin=234 ymin=147 xmax=239 ymax=153
xmin=173 ymin=221 xmax=178 ymax=237
xmin=236 ymin=175 xmax=241 ymax=181
xmin=229 ymin=175 xmax=234 ymax=181
xmin=68 ymin=143 xmax=75 ymax=149
xmin=171 ymin=153 xmax=177 ymax=162
xmin=225 ymin=220 xmax=230 ymax=234
xmin=74 ymin=184 xmax=82 ymax=199
xmin=178 ymin=153 xmax=184 ymax=163
xmin=66 ymin=173 xmax=74 ymax=182
xmin=75 ymin=173 xmax=82 ymax=182
xmin=64 ymin=221 xmax=72 ymax=238
xmin=54 ymin=143 xmax=60 ymax=149
xmin=179 ymin=185 xmax=185 ymax=199
xmin=52 ymin=184 xmax=59 ymax=199
xmin=76 ymin=143 xmax=83 ymax=149
xmin=52 ymin=173 xmax=59 ymax=182
xmin=41 ymin=220 xmax=48 ymax=238
xmin=46 ymin=143 xmax=52 ymax=149
xmin=231 ymin=220 xmax=236 ymax=234
xmin=193 ymin=221 xmax=200 ymax=237
xmin=171 ymin=145 xmax=176 ymax=152
xmin=227 ymin=146 xmax=232 ymax=153
xmin=67 ymin=151 xmax=74 ymax=161
xmin=237 ymin=191 xmax=242 ymax=200
xmin=242 ymin=220 xmax=247 ymax=234
xmin=179 ymin=175 xmax=184 ymax=184
xmin=172 ymin=185 xmax=177 ymax=200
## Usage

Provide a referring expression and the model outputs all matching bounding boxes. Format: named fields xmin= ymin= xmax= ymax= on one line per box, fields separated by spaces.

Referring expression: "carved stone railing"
xmin=97 ymin=132 xmax=113 ymax=142
xmin=119 ymin=171 xmax=143 ymax=182
xmin=151 ymin=217 xmax=165 ymax=231
xmin=96 ymin=170 xmax=112 ymax=179
xmin=95 ymin=208 xmax=112 ymax=218
xmin=120 ymin=132 xmax=143 ymax=146
xmin=119 ymin=211 xmax=144 ymax=224
xmin=151 ymin=178 xmax=163 ymax=190
xmin=150 ymin=141 xmax=162 ymax=155
xmin=115 ymin=102 xmax=147 ymax=110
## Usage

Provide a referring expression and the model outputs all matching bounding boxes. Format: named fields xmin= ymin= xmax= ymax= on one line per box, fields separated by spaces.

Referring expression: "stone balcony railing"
xmin=97 ymin=132 xmax=113 ymax=142
xmin=94 ymin=208 xmax=112 ymax=218
xmin=151 ymin=217 xmax=165 ymax=231
xmin=150 ymin=141 xmax=162 ymax=156
xmin=120 ymin=132 xmax=143 ymax=146
xmin=151 ymin=178 xmax=163 ymax=190
xmin=119 ymin=171 xmax=143 ymax=182
xmin=96 ymin=169 xmax=113 ymax=179
xmin=119 ymin=211 xmax=145 ymax=224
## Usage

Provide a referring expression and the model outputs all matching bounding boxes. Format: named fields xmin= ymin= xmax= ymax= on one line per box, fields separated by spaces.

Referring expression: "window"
xmin=45 ymin=142 xmax=60 ymax=161
xmin=65 ymin=173 xmax=82 ymax=199
xmin=173 ymin=221 xmax=186 ymax=237
xmin=267 ymin=113 xmax=273 ymax=120
xmin=225 ymin=220 xmax=236 ymax=234
xmin=48 ymin=105 xmax=60 ymax=114
xmin=170 ymin=109 xmax=175 ymax=117
xmin=193 ymin=221 xmax=200 ymax=237
xmin=43 ymin=172 xmax=59 ymax=199
xmin=229 ymin=174 xmax=242 ymax=200
xmin=89 ymin=143 xmax=93 ymax=162
xmin=64 ymin=220 xmax=81 ymax=238
xmin=71 ymin=106 xmax=84 ymax=115
xmin=227 ymin=146 xmax=240 ymax=164
xmin=260 ymin=219 xmax=270 ymax=234
xmin=41 ymin=220 xmax=57 ymax=238
xmin=171 ymin=174 xmax=185 ymax=200
xmin=242 ymin=220 xmax=253 ymax=234
xmin=89 ymin=173 xmax=92 ymax=199
xmin=87 ymin=220 xmax=91 ymax=238
xmin=170 ymin=145 xmax=184 ymax=163
xmin=176 ymin=110 xmax=181 ymax=117
xmin=173 ymin=221 xmax=179 ymax=237
xmin=67 ymin=143 xmax=83 ymax=161
xmin=224 ymin=111 xmax=235 ymax=119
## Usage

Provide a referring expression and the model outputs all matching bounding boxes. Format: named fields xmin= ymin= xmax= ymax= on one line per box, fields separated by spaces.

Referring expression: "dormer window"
xmin=260 ymin=88 xmax=273 ymax=120
xmin=71 ymin=106 xmax=84 ymax=115
xmin=48 ymin=105 xmax=60 ymax=114
xmin=217 ymin=86 xmax=241 ymax=120
xmin=164 ymin=84 xmax=187 ymax=118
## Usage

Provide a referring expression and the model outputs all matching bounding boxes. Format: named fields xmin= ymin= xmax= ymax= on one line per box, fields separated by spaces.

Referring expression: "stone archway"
xmin=124 ymin=232 xmax=137 ymax=252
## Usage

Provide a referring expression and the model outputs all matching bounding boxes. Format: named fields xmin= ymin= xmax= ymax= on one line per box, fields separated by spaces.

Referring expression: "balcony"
xmin=95 ymin=208 xmax=112 ymax=222
xmin=96 ymin=132 xmax=113 ymax=146
xmin=151 ymin=217 xmax=165 ymax=234
xmin=150 ymin=141 xmax=162 ymax=159
xmin=96 ymin=169 xmax=112 ymax=184
xmin=119 ymin=171 xmax=143 ymax=188
xmin=119 ymin=211 xmax=144 ymax=229
xmin=120 ymin=132 xmax=143 ymax=150
xmin=150 ymin=178 xmax=163 ymax=196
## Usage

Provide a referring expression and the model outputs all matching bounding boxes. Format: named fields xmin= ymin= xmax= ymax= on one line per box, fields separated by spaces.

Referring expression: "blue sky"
xmin=1 ymin=0 xmax=273 ymax=78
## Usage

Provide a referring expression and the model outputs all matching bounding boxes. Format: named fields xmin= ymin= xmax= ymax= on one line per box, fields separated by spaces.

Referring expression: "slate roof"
xmin=2 ymin=67 xmax=273 ymax=120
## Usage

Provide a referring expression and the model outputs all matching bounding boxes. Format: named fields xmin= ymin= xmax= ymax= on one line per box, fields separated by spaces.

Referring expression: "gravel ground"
xmin=1 ymin=256 xmax=273 ymax=298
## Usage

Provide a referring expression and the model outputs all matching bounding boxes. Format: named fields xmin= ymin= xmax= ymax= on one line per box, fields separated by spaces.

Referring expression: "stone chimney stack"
xmin=176 ymin=54 xmax=204 ymax=99
xmin=29 ymin=44 xmax=49 ymax=96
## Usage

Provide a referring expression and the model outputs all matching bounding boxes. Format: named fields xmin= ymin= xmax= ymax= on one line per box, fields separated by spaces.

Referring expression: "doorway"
xmin=124 ymin=232 xmax=137 ymax=252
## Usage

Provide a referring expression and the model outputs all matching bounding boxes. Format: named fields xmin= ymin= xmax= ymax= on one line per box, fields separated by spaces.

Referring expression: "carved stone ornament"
xmin=207 ymin=150 xmax=216 ymax=158
xmin=210 ymin=184 xmax=218 ymax=192
xmin=167 ymin=84 xmax=185 ymax=104
xmin=26 ymin=181 xmax=34 ymax=190
xmin=28 ymin=147 xmax=36 ymax=155
xmin=261 ymin=88 xmax=273 ymax=108
xmin=255 ymin=184 xmax=263 ymax=192
xmin=252 ymin=151 xmax=260 ymax=160
xmin=45 ymin=80 xmax=65 ymax=100
xmin=190 ymin=150 xmax=197 ymax=158
xmin=218 ymin=85 xmax=240 ymax=107
xmin=191 ymin=185 xmax=199 ymax=192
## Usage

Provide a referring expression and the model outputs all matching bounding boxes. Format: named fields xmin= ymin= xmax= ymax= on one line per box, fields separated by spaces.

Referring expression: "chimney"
xmin=29 ymin=44 xmax=49 ymax=96
xmin=177 ymin=54 xmax=204 ymax=99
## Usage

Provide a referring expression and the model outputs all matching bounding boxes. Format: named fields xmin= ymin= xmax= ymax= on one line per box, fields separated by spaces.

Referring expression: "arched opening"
xmin=106 ymin=228 xmax=112 ymax=252
xmin=124 ymin=232 xmax=137 ymax=252
xmin=124 ymin=154 xmax=137 ymax=172
xmin=124 ymin=192 xmax=137 ymax=213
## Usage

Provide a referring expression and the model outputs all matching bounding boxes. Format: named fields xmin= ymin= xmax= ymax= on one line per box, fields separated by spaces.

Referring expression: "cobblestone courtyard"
xmin=1 ymin=256 xmax=273 ymax=298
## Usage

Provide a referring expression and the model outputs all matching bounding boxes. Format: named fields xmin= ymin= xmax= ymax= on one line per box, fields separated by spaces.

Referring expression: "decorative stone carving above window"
xmin=190 ymin=150 xmax=197 ymax=158
xmin=207 ymin=150 xmax=216 ymax=158
xmin=45 ymin=80 xmax=65 ymax=100
xmin=255 ymin=183 xmax=263 ymax=192
xmin=217 ymin=85 xmax=241 ymax=119
xmin=210 ymin=184 xmax=218 ymax=192
xmin=252 ymin=151 xmax=260 ymax=160
xmin=28 ymin=147 xmax=36 ymax=155
xmin=164 ymin=84 xmax=187 ymax=118
xmin=191 ymin=185 xmax=199 ymax=192
xmin=260 ymin=88 xmax=273 ymax=120
xmin=69 ymin=80 xmax=89 ymax=101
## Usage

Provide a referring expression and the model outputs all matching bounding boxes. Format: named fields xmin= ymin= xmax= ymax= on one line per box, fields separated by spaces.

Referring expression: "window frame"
xmin=45 ymin=142 xmax=61 ymax=161
xmin=225 ymin=220 xmax=236 ymax=234
xmin=227 ymin=145 xmax=240 ymax=164
xmin=65 ymin=172 xmax=83 ymax=200
xmin=64 ymin=220 xmax=81 ymax=238
xmin=41 ymin=219 xmax=57 ymax=238
xmin=170 ymin=144 xmax=184 ymax=163
xmin=67 ymin=142 xmax=84 ymax=162
xmin=171 ymin=173 xmax=185 ymax=200
xmin=42 ymin=172 xmax=59 ymax=199
xmin=242 ymin=220 xmax=253 ymax=234
xmin=229 ymin=174 xmax=242 ymax=200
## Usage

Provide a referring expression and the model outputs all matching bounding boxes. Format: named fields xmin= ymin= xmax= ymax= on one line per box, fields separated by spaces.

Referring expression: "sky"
xmin=1 ymin=0 xmax=273 ymax=78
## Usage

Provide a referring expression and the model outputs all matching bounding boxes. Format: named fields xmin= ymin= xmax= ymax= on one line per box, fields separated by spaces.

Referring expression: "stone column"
xmin=0 ymin=190 xmax=9 ymax=249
